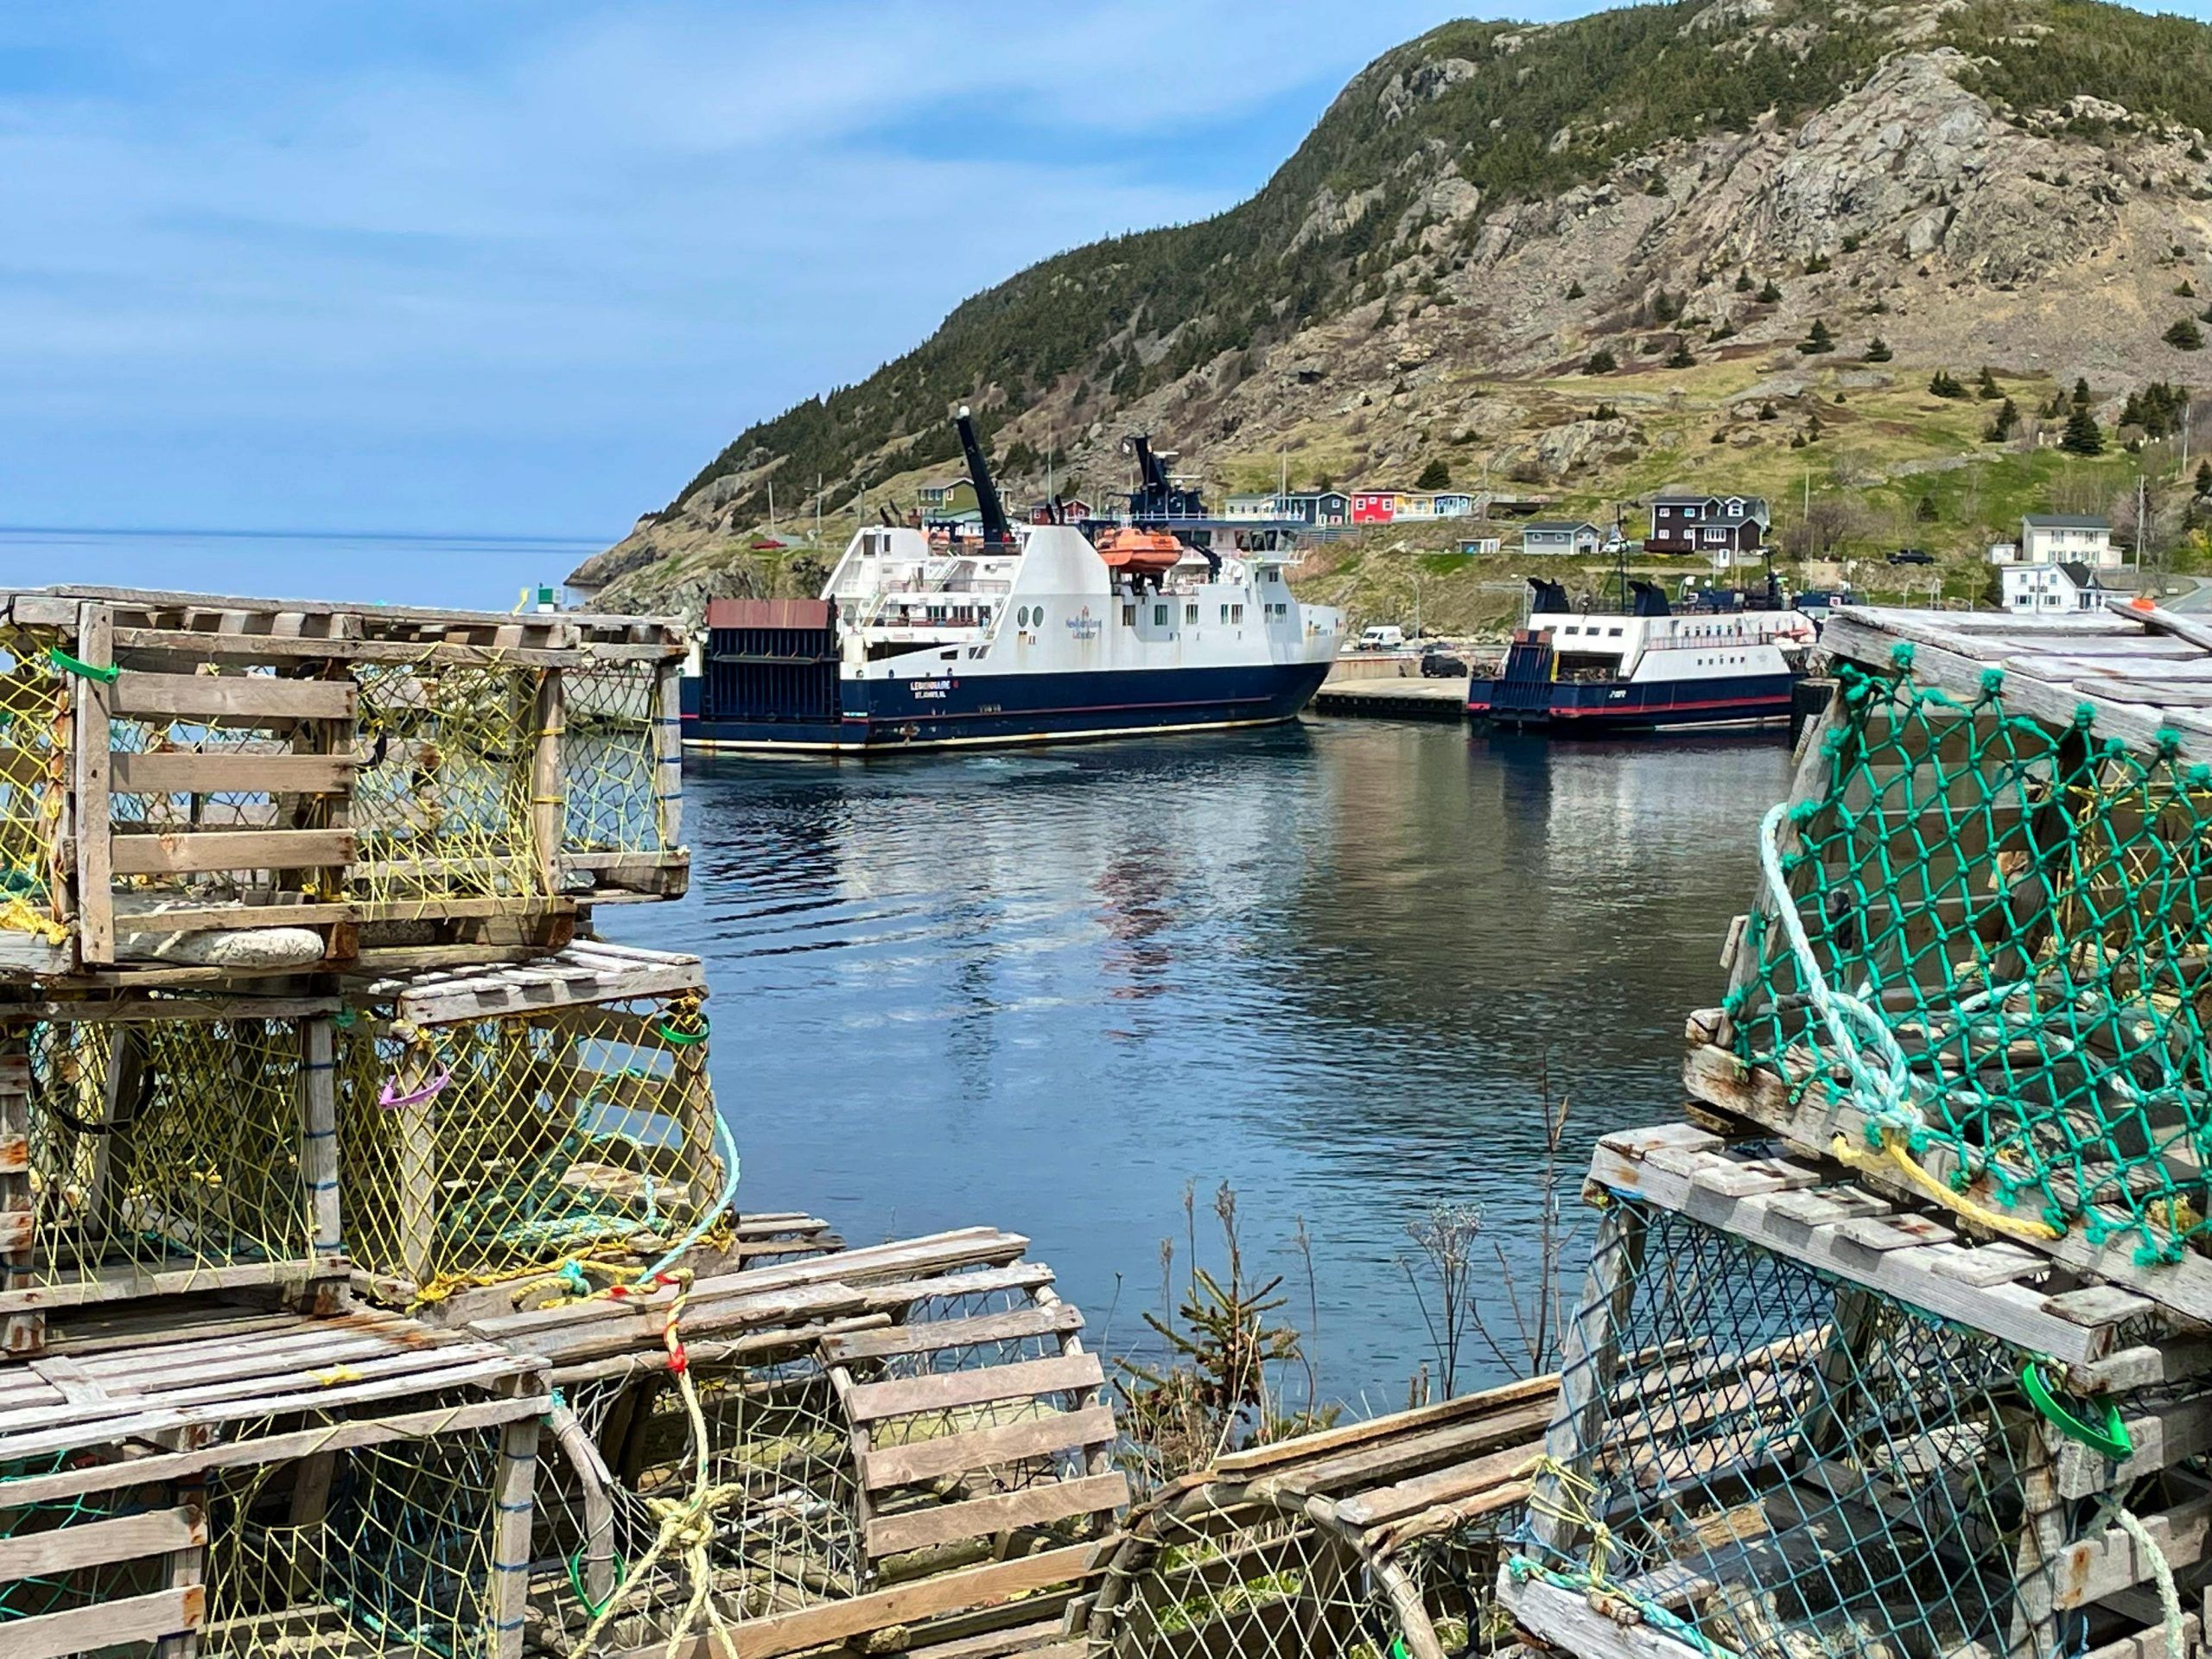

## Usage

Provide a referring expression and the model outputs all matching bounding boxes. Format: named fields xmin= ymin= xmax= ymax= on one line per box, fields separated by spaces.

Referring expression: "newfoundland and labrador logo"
xmin=1065 ymin=606 xmax=1101 ymax=642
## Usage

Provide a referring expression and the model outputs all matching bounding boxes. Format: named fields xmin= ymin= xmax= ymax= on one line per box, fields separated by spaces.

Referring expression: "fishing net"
xmin=335 ymin=994 xmax=724 ymax=1303
xmin=12 ymin=1010 xmax=319 ymax=1290
xmin=1101 ymin=1487 xmax=1523 ymax=1659
xmin=1729 ymin=654 xmax=2212 ymax=1265
xmin=528 ymin=1274 xmax=1111 ymax=1655
xmin=562 ymin=661 xmax=665 ymax=858
xmin=350 ymin=658 xmax=542 ymax=907
xmin=0 ymin=1414 xmax=527 ymax=1658
xmin=1510 ymin=1198 xmax=2196 ymax=1659
xmin=0 ymin=627 xmax=67 ymax=939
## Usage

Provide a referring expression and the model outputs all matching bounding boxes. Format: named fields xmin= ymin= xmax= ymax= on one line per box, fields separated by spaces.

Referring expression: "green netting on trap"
xmin=1729 ymin=658 xmax=2212 ymax=1264
xmin=16 ymin=1011 xmax=316 ymax=1287
xmin=1511 ymin=1198 xmax=2194 ymax=1659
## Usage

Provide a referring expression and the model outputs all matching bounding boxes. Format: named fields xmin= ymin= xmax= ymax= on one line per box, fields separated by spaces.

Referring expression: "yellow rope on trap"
xmin=1825 ymin=1130 xmax=2063 ymax=1245
xmin=0 ymin=626 xmax=67 ymax=938
xmin=1512 ymin=1454 xmax=1747 ymax=1659
xmin=566 ymin=1278 xmax=748 ymax=1659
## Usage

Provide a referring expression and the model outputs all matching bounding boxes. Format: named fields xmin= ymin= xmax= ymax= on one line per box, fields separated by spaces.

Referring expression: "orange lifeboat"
xmin=1095 ymin=527 xmax=1185 ymax=580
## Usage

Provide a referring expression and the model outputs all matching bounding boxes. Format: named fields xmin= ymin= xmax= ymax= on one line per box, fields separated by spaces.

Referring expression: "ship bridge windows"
xmin=1185 ymin=602 xmax=1199 ymax=625
xmin=1154 ymin=602 xmax=1170 ymax=626
xmin=1122 ymin=603 xmax=1137 ymax=627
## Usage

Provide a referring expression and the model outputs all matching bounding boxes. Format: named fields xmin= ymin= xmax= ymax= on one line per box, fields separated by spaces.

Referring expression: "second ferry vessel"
xmin=1468 ymin=577 xmax=1817 ymax=732
xmin=683 ymin=413 xmax=1343 ymax=752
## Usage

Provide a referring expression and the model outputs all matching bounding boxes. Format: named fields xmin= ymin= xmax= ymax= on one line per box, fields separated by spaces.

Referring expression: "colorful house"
xmin=1351 ymin=491 xmax=1397 ymax=524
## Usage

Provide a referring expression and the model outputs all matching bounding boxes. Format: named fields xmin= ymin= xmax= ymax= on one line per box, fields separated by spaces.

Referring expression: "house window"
xmin=1683 ymin=505 xmax=1700 ymax=520
xmin=1185 ymin=603 xmax=1198 ymax=624
xmin=1154 ymin=603 xmax=1169 ymax=626
xmin=1122 ymin=603 xmax=1136 ymax=627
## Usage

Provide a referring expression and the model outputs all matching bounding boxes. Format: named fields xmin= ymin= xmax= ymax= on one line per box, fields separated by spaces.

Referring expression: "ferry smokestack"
xmin=954 ymin=407 xmax=1013 ymax=548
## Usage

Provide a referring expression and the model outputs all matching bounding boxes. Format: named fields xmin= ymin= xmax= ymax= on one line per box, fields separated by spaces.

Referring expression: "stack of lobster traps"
xmin=0 ymin=580 xmax=1128 ymax=1659
xmin=1501 ymin=602 xmax=2212 ymax=1659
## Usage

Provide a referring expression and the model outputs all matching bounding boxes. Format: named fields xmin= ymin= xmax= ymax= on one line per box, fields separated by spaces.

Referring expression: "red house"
xmin=1351 ymin=491 xmax=1396 ymax=524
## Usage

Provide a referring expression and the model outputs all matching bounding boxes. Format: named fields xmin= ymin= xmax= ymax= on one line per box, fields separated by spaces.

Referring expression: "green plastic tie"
xmin=653 ymin=1014 xmax=709 ymax=1046
xmin=2021 ymin=1358 xmax=2132 ymax=1460
xmin=45 ymin=646 xmax=118 ymax=684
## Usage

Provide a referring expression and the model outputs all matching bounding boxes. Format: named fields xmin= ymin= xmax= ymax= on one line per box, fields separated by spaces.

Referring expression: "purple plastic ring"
xmin=378 ymin=1069 xmax=451 ymax=1109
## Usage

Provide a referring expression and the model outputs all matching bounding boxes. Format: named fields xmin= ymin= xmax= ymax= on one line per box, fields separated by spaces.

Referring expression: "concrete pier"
xmin=1309 ymin=677 xmax=1471 ymax=719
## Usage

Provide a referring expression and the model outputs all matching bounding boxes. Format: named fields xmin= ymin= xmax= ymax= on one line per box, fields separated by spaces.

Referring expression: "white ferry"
xmin=682 ymin=414 xmax=1342 ymax=752
xmin=1468 ymin=577 xmax=1818 ymax=732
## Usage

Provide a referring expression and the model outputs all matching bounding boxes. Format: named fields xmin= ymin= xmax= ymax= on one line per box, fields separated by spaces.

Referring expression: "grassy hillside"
xmin=657 ymin=0 xmax=2212 ymax=524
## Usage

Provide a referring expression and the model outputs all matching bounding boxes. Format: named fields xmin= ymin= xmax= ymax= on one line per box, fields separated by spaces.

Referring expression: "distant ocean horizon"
xmin=4 ymin=523 xmax=609 ymax=613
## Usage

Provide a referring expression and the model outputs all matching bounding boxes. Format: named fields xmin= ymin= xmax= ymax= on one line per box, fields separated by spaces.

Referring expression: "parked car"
xmin=1354 ymin=625 xmax=1408 ymax=651
xmin=1419 ymin=644 xmax=1468 ymax=677
xmin=1888 ymin=548 xmax=1936 ymax=566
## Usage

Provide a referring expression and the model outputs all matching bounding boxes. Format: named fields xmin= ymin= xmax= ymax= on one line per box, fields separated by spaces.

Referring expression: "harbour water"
xmin=603 ymin=717 xmax=1796 ymax=1406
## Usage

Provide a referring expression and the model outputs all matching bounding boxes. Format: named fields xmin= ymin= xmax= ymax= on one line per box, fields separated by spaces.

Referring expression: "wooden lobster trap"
xmin=1086 ymin=1379 xmax=1548 ymax=1659
xmin=0 ymin=991 xmax=350 ymax=1357
xmin=467 ymin=1227 xmax=1122 ymax=1659
xmin=335 ymin=943 xmax=728 ymax=1310
xmin=1702 ymin=601 xmax=2212 ymax=1329
xmin=1499 ymin=1122 xmax=2212 ymax=1659
xmin=0 ymin=585 xmax=687 ymax=980
xmin=0 ymin=1299 xmax=544 ymax=1659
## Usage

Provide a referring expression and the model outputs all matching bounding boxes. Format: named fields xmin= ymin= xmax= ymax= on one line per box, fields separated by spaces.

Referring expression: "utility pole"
xmin=2138 ymin=474 xmax=2148 ymax=571
xmin=815 ymin=473 xmax=823 ymax=543
xmin=768 ymin=479 xmax=776 ymax=533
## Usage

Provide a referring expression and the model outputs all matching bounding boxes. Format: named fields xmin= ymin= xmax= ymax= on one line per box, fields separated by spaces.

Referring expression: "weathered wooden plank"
xmin=111 ymin=671 xmax=354 ymax=722
xmin=0 ymin=1504 xmax=203 ymax=1579
xmin=73 ymin=602 xmax=115 ymax=964
xmin=110 ymin=751 xmax=353 ymax=796
xmin=109 ymin=827 xmax=354 ymax=875
xmin=2052 ymin=1491 xmax=2212 ymax=1610
xmin=675 ymin=1541 xmax=1097 ymax=1659
xmin=860 ymin=1405 xmax=1116 ymax=1491
xmin=845 ymin=1353 xmax=1104 ymax=1423
xmin=822 ymin=1301 xmax=1082 ymax=1363
xmin=1498 ymin=1573 xmax=1707 ymax=1659
xmin=110 ymin=626 xmax=674 ymax=669
xmin=863 ymin=1471 xmax=1127 ymax=1558
xmin=0 ymin=1586 xmax=204 ymax=1659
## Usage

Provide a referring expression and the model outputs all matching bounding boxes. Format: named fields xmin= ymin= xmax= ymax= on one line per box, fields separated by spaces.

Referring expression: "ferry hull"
xmin=684 ymin=660 xmax=1333 ymax=753
xmin=1466 ymin=671 xmax=1797 ymax=733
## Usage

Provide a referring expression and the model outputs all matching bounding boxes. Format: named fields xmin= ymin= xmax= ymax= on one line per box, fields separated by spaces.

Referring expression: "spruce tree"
xmin=2166 ymin=317 xmax=2205 ymax=351
xmin=1415 ymin=458 xmax=1451 ymax=490
xmin=1977 ymin=366 xmax=2002 ymax=399
xmin=1986 ymin=398 xmax=2019 ymax=442
xmin=2197 ymin=459 xmax=2212 ymax=497
xmin=2062 ymin=405 xmax=2106 ymax=455
xmin=1758 ymin=278 xmax=1784 ymax=303
xmin=1799 ymin=319 xmax=1835 ymax=355
xmin=1865 ymin=336 xmax=1893 ymax=363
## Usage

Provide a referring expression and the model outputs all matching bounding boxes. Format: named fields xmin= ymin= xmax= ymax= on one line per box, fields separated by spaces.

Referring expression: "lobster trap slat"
xmin=335 ymin=947 xmax=724 ymax=1308
xmin=473 ymin=1231 xmax=1120 ymax=1659
xmin=0 ymin=994 xmax=350 ymax=1357
xmin=0 ymin=587 xmax=688 ymax=979
xmin=0 ymin=1300 xmax=544 ymax=1659
xmin=1502 ymin=1125 xmax=2212 ymax=1659
xmin=1703 ymin=604 xmax=2212 ymax=1327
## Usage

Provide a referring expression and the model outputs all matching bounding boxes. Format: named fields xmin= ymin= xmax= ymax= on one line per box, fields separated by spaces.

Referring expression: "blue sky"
xmin=6 ymin=1 xmax=2212 ymax=601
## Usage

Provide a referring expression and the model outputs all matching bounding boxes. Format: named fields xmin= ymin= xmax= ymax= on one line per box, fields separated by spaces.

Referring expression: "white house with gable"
xmin=2002 ymin=560 xmax=2105 ymax=615
xmin=2021 ymin=513 xmax=2118 ymax=569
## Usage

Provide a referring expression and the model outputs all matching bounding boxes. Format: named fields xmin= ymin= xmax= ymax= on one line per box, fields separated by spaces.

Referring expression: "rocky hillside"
xmin=579 ymin=0 xmax=2212 ymax=616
